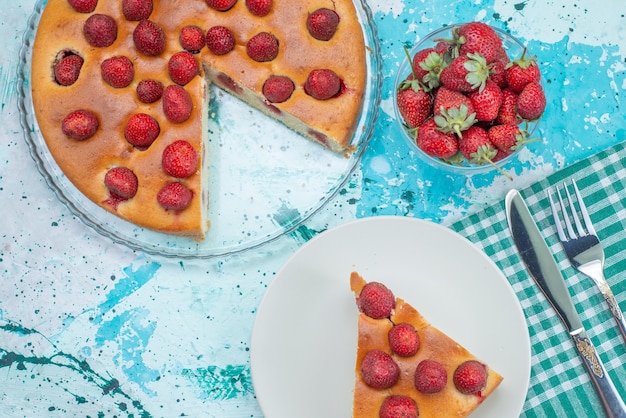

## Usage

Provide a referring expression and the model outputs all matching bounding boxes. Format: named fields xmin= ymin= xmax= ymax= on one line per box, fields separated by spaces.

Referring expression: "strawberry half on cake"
xmin=30 ymin=0 xmax=367 ymax=239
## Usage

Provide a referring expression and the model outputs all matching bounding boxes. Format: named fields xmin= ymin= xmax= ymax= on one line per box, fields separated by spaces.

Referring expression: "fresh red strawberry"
xmin=379 ymin=395 xmax=418 ymax=418
xmin=104 ymin=167 xmax=138 ymax=199
xmin=357 ymin=281 xmax=395 ymax=319
xmin=458 ymin=125 xmax=496 ymax=162
xmin=411 ymin=47 xmax=445 ymax=90
xmin=432 ymin=87 xmax=476 ymax=137
xmin=416 ymin=118 xmax=459 ymax=158
xmin=360 ymin=350 xmax=400 ymax=389
xmin=68 ymin=0 xmax=97 ymax=13
xmin=83 ymin=14 xmax=117 ymax=48
xmin=205 ymin=26 xmax=235 ymax=55
xmin=162 ymin=85 xmax=193 ymax=123
xmin=505 ymin=49 xmax=541 ymax=93
xmin=179 ymin=25 xmax=205 ymax=53
xmin=136 ymin=79 xmax=164 ymax=103
xmin=168 ymin=51 xmax=199 ymax=86
xmin=157 ymin=182 xmax=193 ymax=211
xmin=388 ymin=323 xmax=420 ymax=357
xmin=205 ymin=0 xmax=237 ymax=11
xmin=262 ymin=75 xmax=295 ymax=103
xmin=414 ymin=359 xmax=447 ymax=394
xmin=307 ymin=8 xmax=340 ymax=41
xmin=304 ymin=69 xmax=341 ymax=100
xmin=396 ymin=78 xmax=432 ymax=129
xmin=468 ymin=79 xmax=502 ymax=121
xmin=122 ymin=0 xmax=153 ymax=21
xmin=453 ymin=360 xmax=488 ymax=395
xmin=133 ymin=19 xmax=166 ymax=56
xmin=246 ymin=32 xmax=279 ymax=62
xmin=162 ymin=140 xmax=199 ymax=178
xmin=124 ymin=113 xmax=160 ymax=148
xmin=439 ymin=53 xmax=490 ymax=93
xmin=246 ymin=0 xmax=272 ymax=16
xmin=101 ymin=55 xmax=134 ymax=88
xmin=457 ymin=22 xmax=502 ymax=63
xmin=517 ymin=82 xmax=546 ymax=120
xmin=62 ymin=109 xmax=99 ymax=140
xmin=488 ymin=123 xmax=539 ymax=153
xmin=496 ymin=88 xmax=520 ymax=125
xmin=54 ymin=53 xmax=83 ymax=86
xmin=489 ymin=59 xmax=507 ymax=88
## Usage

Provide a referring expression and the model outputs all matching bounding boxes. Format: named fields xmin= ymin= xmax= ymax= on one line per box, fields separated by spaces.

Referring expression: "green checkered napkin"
xmin=450 ymin=142 xmax=626 ymax=417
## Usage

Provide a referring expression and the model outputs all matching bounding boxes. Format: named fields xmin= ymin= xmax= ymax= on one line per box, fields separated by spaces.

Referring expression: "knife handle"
xmin=572 ymin=331 xmax=626 ymax=418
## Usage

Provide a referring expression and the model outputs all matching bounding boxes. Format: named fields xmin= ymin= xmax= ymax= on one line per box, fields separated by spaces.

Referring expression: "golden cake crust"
xmin=350 ymin=272 xmax=503 ymax=418
xmin=30 ymin=0 xmax=366 ymax=238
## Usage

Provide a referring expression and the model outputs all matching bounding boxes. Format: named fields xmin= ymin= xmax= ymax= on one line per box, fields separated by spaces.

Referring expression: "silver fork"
xmin=548 ymin=179 xmax=626 ymax=344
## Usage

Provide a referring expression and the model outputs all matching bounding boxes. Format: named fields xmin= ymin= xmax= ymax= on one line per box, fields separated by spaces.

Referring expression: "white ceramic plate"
xmin=250 ymin=216 xmax=530 ymax=418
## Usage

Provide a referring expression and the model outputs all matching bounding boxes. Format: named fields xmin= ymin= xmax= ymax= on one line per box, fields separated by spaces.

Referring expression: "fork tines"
xmin=548 ymin=179 xmax=596 ymax=241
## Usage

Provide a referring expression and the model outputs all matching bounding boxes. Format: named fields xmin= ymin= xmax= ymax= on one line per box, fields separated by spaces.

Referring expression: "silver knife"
xmin=505 ymin=189 xmax=626 ymax=418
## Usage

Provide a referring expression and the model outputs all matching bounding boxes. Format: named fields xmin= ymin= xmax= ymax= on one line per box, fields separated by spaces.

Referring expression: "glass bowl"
xmin=393 ymin=24 xmax=542 ymax=176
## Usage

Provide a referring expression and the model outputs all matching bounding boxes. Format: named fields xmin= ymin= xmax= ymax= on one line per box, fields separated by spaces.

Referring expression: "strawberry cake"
xmin=30 ymin=0 xmax=366 ymax=239
xmin=350 ymin=272 xmax=503 ymax=417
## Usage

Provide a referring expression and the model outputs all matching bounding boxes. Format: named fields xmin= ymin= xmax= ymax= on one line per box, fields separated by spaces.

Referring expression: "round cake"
xmin=30 ymin=0 xmax=366 ymax=239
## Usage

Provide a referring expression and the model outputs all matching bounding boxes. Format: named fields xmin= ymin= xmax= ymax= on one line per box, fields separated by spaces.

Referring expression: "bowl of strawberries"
xmin=394 ymin=22 xmax=546 ymax=177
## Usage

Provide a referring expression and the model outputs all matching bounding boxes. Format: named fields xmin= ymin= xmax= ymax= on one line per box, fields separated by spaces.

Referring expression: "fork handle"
xmin=596 ymin=280 xmax=626 ymax=345
xmin=572 ymin=330 xmax=626 ymax=418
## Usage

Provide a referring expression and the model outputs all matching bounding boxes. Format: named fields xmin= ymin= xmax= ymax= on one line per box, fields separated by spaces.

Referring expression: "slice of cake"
xmin=30 ymin=0 xmax=366 ymax=239
xmin=350 ymin=272 xmax=503 ymax=417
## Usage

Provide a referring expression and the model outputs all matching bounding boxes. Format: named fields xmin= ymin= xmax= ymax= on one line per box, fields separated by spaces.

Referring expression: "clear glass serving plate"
xmin=17 ymin=0 xmax=382 ymax=258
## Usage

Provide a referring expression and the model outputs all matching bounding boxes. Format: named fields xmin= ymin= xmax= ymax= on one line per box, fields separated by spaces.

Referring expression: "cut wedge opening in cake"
xmin=30 ymin=0 xmax=367 ymax=240
xmin=350 ymin=272 xmax=503 ymax=418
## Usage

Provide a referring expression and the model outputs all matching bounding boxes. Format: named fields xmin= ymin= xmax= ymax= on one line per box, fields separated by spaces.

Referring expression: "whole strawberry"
xmin=122 ymin=0 xmax=153 ymax=21
xmin=432 ymin=87 xmax=476 ymax=138
xmin=101 ymin=55 xmax=134 ymax=88
xmin=162 ymin=140 xmax=199 ymax=178
xmin=104 ymin=166 xmax=138 ymax=200
xmin=496 ymin=88 xmax=520 ymax=125
xmin=396 ymin=77 xmax=432 ymax=129
xmin=62 ymin=109 xmax=99 ymax=140
xmin=168 ymin=51 xmax=199 ymax=86
xmin=388 ymin=323 xmax=420 ymax=357
xmin=262 ymin=75 xmax=295 ymax=103
xmin=205 ymin=0 xmax=237 ymax=11
xmin=456 ymin=22 xmax=502 ymax=63
xmin=505 ymin=49 xmax=541 ymax=93
xmin=246 ymin=32 xmax=279 ymax=62
xmin=416 ymin=118 xmax=459 ymax=159
xmin=246 ymin=0 xmax=272 ymax=16
xmin=157 ymin=182 xmax=193 ymax=211
xmin=179 ymin=25 xmax=205 ymax=53
xmin=124 ymin=113 xmax=160 ymax=148
xmin=133 ymin=19 xmax=166 ymax=56
xmin=54 ymin=53 xmax=84 ymax=86
xmin=205 ymin=26 xmax=235 ymax=55
xmin=360 ymin=350 xmax=400 ymax=389
xmin=83 ymin=14 xmax=117 ymax=48
xmin=307 ymin=8 xmax=340 ymax=41
xmin=136 ymin=79 xmax=164 ymax=103
xmin=439 ymin=53 xmax=490 ymax=93
xmin=517 ymin=82 xmax=546 ymax=120
xmin=162 ymin=85 xmax=193 ymax=123
xmin=453 ymin=360 xmax=487 ymax=395
xmin=458 ymin=125 xmax=496 ymax=163
xmin=379 ymin=396 xmax=418 ymax=418
xmin=414 ymin=359 xmax=447 ymax=394
xmin=488 ymin=123 xmax=538 ymax=153
xmin=468 ymin=79 xmax=502 ymax=122
xmin=357 ymin=281 xmax=395 ymax=319
xmin=411 ymin=47 xmax=444 ymax=91
xmin=68 ymin=0 xmax=97 ymax=13
xmin=304 ymin=69 xmax=341 ymax=100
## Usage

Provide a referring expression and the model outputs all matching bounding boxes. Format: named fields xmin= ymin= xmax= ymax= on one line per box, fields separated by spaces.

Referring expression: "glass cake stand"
xmin=17 ymin=0 xmax=382 ymax=258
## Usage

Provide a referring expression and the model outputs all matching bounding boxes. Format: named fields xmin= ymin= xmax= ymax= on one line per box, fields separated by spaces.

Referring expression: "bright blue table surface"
xmin=1 ymin=0 xmax=624 ymax=416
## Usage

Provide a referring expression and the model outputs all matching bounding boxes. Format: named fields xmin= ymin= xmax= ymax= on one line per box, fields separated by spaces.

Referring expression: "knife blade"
xmin=505 ymin=189 xmax=626 ymax=418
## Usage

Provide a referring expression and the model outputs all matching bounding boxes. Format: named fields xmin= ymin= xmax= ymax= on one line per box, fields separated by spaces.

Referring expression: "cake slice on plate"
xmin=350 ymin=271 xmax=503 ymax=417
